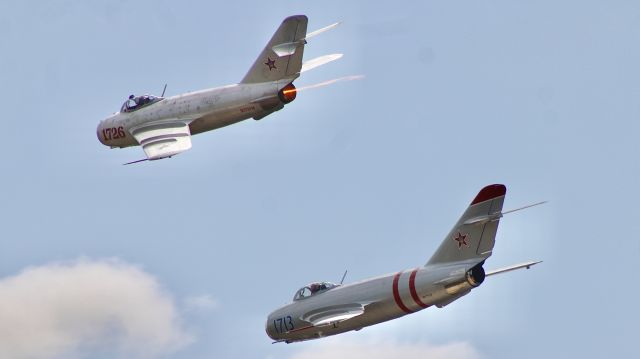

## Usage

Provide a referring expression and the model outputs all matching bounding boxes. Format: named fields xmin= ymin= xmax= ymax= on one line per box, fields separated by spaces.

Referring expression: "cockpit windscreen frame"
xmin=121 ymin=94 xmax=164 ymax=113
xmin=293 ymin=282 xmax=339 ymax=301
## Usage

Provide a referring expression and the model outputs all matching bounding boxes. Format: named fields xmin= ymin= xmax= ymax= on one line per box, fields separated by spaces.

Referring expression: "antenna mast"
xmin=340 ymin=270 xmax=348 ymax=285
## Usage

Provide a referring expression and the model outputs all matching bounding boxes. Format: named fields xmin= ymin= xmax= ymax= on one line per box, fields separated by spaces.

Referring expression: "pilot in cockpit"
xmin=309 ymin=283 xmax=328 ymax=294
xmin=309 ymin=283 xmax=319 ymax=294
xmin=126 ymin=95 xmax=138 ymax=110
xmin=124 ymin=94 xmax=153 ymax=112
xmin=294 ymin=282 xmax=336 ymax=301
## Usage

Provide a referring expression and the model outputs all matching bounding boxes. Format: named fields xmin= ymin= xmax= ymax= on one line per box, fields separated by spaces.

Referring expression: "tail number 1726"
xmin=103 ymin=126 xmax=126 ymax=141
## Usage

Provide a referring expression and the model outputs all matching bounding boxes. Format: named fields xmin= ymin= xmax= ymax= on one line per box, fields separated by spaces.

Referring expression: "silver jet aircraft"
xmin=97 ymin=15 xmax=339 ymax=163
xmin=266 ymin=184 xmax=542 ymax=343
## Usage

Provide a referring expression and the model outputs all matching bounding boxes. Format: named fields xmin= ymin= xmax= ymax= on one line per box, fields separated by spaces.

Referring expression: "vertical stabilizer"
xmin=426 ymin=184 xmax=506 ymax=266
xmin=240 ymin=15 xmax=308 ymax=84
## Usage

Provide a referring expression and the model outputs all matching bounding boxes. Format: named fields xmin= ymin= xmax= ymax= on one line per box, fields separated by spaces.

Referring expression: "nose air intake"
xmin=96 ymin=123 xmax=106 ymax=145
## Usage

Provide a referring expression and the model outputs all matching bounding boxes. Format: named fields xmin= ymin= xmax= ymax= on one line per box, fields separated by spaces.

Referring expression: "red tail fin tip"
xmin=471 ymin=184 xmax=506 ymax=205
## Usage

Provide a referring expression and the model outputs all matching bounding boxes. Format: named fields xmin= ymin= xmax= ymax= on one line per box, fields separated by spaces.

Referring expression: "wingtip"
xmin=471 ymin=184 xmax=507 ymax=205
xmin=526 ymin=260 xmax=543 ymax=269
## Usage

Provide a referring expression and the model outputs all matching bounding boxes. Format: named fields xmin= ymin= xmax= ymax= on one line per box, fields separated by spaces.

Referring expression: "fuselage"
xmin=266 ymin=260 xmax=484 ymax=343
xmin=97 ymin=79 xmax=295 ymax=149
xmin=96 ymin=15 xmax=311 ymax=161
xmin=266 ymin=184 xmax=541 ymax=344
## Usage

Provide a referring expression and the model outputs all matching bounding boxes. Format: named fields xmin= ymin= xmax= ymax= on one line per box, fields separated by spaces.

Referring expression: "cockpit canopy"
xmin=293 ymin=282 xmax=339 ymax=301
xmin=121 ymin=94 xmax=163 ymax=113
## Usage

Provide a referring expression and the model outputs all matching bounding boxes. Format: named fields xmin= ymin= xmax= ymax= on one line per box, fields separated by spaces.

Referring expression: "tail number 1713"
xmin=273 ymin=316 xmax=294 ymax=334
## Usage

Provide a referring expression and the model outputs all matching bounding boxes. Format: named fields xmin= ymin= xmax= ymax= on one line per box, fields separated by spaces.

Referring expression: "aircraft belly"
xmin=188 ymin=103 xmax=272 ymax=135
xmin=273 ymin=276 xmax=414 ymax=342
xmin=189 ymin=114 xmax=246 ymax=135
xmin=281 ymin=301 xmax=406 ymax=342
xmin=106 ymin=137 xmax=137 ymax=148
xmin=339 ymin=300 xmax=404 ymax=330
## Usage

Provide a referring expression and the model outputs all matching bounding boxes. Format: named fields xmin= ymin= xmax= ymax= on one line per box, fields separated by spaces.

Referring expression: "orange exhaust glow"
xmin=278 ymin=83 xmax=297 ymax=103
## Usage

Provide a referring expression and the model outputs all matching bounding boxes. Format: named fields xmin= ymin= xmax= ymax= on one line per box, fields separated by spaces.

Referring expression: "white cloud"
xmin=289 ymin=339 xmax=481 ymax=359
xmin=0 ymin=258 xmax=192 ymax=359
xmin=183 ymin=294 xmax=218 ymax=312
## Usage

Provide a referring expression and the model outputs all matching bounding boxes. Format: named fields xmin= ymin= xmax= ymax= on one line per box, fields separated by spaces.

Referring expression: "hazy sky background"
xmin=0 ymin=1 xmax=638 ymax=358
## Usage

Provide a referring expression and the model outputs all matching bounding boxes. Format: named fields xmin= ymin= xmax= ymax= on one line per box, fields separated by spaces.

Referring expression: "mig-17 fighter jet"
xmin=266 ymin=184 xmax=543 ymax=343
xmin=97 ymin=15 xmax=341 ymax=164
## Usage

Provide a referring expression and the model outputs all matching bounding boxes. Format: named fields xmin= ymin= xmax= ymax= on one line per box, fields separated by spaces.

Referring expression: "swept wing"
xmin=299 ymin=303 xmax=368 ymax=327
xmin=130 ymin=122 xmax=192 ymax=161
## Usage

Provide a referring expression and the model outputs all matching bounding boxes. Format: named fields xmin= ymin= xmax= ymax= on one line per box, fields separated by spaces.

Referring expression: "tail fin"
xmin=426 ymin=184 xmax=506 ymax=266
xmin=240 ymin=15 xmax=308 ymax=84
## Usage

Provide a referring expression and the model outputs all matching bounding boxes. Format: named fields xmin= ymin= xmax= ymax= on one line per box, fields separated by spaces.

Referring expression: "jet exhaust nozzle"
xmin=444 ymin=263 xmax=486 ymax=296
xmin=278 ymin=83 xmax=297 ymax=103
xmin=466 ymin=264 xmax=485 ymax=287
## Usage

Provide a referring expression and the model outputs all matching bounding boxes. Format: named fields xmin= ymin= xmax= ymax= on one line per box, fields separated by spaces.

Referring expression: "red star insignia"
xmin=453 ymin=232 xmax=470 ymax=249
xmin=265 ymin=57 xmax=277 ymax=70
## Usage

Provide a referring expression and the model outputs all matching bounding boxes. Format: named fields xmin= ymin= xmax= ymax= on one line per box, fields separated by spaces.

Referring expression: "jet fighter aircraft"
xmin=97 ymin=15 xmax=340 ymax=163
xmin=266 ymin=184 xmax=543 ymax=343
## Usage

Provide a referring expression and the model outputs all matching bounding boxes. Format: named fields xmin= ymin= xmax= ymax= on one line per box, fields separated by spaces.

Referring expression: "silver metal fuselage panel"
xmin=266 ymin=260 xmax=479 ymax=342
xmin=97 ymin=80 xmax=293 ymax=148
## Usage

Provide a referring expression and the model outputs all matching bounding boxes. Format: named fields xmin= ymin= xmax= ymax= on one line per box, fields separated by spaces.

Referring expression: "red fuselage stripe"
xmin=409 ymin=269 xmax=430 ymax=309
xmin=392 ymin=272 xmax=413 ymax=314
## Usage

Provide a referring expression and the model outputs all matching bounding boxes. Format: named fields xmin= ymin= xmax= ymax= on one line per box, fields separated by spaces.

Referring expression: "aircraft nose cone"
xmin=265 ymin=314 xmax=282 ymax=340
xmin=96 ymin=122 xmax=105 ymax=145
xmin=265 ymin=318 xmax=275 ymax=339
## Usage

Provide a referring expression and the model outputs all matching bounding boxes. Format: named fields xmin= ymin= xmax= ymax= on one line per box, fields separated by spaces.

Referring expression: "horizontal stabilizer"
xmin=301 ymin=54 xmax=343 ymax=73
xmin=502 ymin=201 xmax=547 ymax=215
xmin=486 ymin=261 xmax=542 ymax=276
xmin=304 ymin=21 xmax=341 ymax=40
xmin=464 ymin=201 xmax=547 ymax=225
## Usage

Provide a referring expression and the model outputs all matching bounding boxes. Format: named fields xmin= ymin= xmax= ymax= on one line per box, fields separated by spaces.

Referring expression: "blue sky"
xmin=0 ymin=1 xmax=638 ymax=358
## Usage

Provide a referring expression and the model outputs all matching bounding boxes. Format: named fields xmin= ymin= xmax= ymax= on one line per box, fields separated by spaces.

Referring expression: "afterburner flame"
xmin=278 ymin=83 xmax=297 ymax=103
